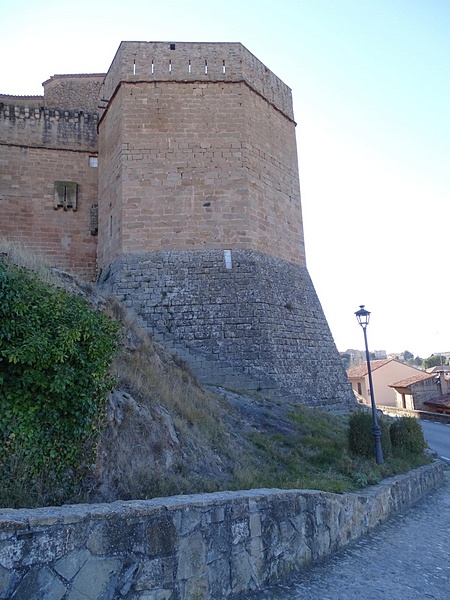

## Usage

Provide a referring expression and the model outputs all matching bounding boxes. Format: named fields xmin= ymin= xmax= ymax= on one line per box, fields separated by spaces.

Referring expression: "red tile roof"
xmin=423 ymin=394 xmax=450 ymax=409
xmin=389 ymin=372 xmax=435 ymax=388
xmin=347 ymin=359 xmax=392 ymax=378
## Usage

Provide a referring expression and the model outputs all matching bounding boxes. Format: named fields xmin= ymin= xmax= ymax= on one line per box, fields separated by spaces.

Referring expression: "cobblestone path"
xmin=243 ymin=469 xmax=450 ymax=600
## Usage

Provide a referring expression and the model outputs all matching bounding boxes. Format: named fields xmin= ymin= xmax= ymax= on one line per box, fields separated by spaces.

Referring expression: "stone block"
xmin=68 ymin=556 xmax=122 ymax=599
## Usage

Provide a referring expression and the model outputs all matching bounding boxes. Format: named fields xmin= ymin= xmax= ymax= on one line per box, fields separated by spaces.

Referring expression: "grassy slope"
xmin=0 ymin=240 xmax=431 ymax=507
xmin=90 ymin=298 xmax=431 ymax=503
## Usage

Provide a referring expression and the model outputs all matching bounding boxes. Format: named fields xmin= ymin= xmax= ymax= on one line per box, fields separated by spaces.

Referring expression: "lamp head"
xmin=355 ymin=305 xmax=370 ymax=328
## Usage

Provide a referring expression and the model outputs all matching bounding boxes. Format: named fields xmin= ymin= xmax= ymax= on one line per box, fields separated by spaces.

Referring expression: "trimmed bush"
xmin=348 ymin=410 xmax=392 ymax=459
xmin=390 ymin=417 xmax=427 ymax=455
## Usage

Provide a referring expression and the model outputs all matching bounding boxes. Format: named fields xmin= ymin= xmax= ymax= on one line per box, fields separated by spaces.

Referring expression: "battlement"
xmin=102 ymin=41 xmax=294 ymax=121
xmin=0 ymin=94 xmax=43 ymax=106
xmin=0 ymin=102 xmax=98 ymax=151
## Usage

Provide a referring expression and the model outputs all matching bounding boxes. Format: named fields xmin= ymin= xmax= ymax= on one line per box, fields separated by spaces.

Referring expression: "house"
xmin=426 ymin=365 xmax=450 ymax=374
xmin=347 ymin=359 xmax=427 ymax=408
xmin=389 ymin=372 xmax=440 ymax=410
xmin=421 ymin=371 xmax=450 ymax=414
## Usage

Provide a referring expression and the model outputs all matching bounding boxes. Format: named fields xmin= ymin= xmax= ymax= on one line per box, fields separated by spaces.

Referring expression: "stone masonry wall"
xmin=97 ymin=80 xmax=303 ymax=270
xmin=0 ymin=144 xmax=98 ymax=278
xmin=0 ymin=102 xmax=98 ymax=151
xmin=0 ymin=462 xmax=445 ymax=599
xmin=97 ymin=41 xmax=304 ymax=271
xmin=0 ymin=104 xmax=99 ymax=277
xmin=99 ymin=249 xmax=355 ymax=410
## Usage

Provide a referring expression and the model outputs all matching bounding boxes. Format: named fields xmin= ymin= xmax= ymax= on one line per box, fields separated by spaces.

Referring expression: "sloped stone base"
xmin=99 ymin=249 xmax=354 ymax=411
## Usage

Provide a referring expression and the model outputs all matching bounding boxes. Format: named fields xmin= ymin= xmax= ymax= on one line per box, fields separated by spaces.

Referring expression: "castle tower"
xmin=95 ymin=41 xmax=354 ymax=410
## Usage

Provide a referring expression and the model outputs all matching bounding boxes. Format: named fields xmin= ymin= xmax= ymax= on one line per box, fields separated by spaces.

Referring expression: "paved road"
xmin=242 ymin=471 xmax=450 ymax=600
xmin=421 ymin=420 xmax=450 ymax=465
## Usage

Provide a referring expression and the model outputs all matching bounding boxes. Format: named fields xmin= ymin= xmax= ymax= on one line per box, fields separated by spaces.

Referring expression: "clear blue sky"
xmin=1 ymin=0 xmax=449 ymax=358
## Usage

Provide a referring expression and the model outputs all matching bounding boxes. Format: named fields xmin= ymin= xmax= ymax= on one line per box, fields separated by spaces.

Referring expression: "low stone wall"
xmin=0 ymin=462 xmax=445 ymax=599
xmin=380 ymin=406 xmax=450 ymax=424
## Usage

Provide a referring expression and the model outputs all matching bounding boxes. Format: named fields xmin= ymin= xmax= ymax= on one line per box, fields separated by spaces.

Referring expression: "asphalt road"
xmin=420 ymin=420 xmax=450 ymax=465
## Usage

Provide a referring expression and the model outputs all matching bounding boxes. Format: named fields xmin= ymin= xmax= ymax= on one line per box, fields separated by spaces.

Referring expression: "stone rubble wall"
xmin=381 ymin=407 xmax=450 ymax=424
xmin=98 ymin=249 xmax=355 ymax=411
xmin=43 ymin=75 xmax=105 ymax=113
xmin=0 ymin=462 xmax=445 ymax=600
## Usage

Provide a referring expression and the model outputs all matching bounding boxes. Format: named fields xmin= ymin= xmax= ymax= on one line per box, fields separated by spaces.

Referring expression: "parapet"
xmin=0 ymin=102 xmax=98 ymax=151
xmin=102 ymin=41 xmax=295 ymax=121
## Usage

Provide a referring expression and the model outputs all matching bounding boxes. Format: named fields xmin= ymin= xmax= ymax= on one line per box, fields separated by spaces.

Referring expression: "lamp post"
xmin=355 ymin=305 xmax=384 ymax=464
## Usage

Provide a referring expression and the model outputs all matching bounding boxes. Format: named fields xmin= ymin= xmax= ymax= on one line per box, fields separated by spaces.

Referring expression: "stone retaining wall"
xmin=380 ymin=407 xmax=450 ymax=424
xmin=0 ymin=462 xmax=445 ymax=600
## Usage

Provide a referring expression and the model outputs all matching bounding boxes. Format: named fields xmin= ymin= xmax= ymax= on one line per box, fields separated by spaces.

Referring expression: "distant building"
xmin=347 ymin=359 xmax=426 ymax=407
xmin=389 ymin=372 xmax=439 ymax=410
xmin=388 ymin=352 xmax=405 ymax=362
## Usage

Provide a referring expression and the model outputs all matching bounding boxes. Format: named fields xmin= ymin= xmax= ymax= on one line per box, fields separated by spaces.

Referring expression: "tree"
xmin=403 ymin=350 xmax=414 ymax=361
xmin=340 ymin=353 xmax=351 ymax=370
xmin=422 ymin=354 xmax=446 ymax=370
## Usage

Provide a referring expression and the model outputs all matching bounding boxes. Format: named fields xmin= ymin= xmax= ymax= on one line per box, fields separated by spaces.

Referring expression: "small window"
xmin=170 ymin=44 xmax=176 ymax=50
xmin=89 ymin=156 xmax=98 ymax=167
xmin=357 ymin=382 xmax=362 ymax=395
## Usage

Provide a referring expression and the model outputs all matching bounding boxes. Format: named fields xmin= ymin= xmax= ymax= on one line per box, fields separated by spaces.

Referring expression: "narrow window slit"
xmin=133 ymin=59 xmax=136 ymax=75
xmin=222 ymin=60 xmax=226 ymax=74
xmin=188 ymin=60 xmax=191 ymax=74
xmin=204 ymin=60 xmax=208 ymax=74
xmin=169 ymin=60 xmax=172 ymax=73
xmin=151 ymin=60 xmax=154 ymax=74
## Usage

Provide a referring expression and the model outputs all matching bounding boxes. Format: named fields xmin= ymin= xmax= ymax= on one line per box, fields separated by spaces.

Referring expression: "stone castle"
xmin=0 ymin=41 xmax=354 ymax=410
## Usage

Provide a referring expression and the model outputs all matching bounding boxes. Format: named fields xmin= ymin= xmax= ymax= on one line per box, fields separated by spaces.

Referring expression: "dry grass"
xmin=91 ymin=296 xmax=246 ymax=501
xmin=0 ymin=237 xmax=61 ymax=287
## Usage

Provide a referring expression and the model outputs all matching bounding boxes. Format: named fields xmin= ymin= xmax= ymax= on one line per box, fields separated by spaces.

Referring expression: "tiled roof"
xmin=389 ymin=372 xmax=436 ymax=388
xmin=426 ymin=365 xmax=450 ymax=373
xmin=423 ymin=394 xmax=450 ymax=409
xmin=347 ymin=359 xmax=391 ymax=378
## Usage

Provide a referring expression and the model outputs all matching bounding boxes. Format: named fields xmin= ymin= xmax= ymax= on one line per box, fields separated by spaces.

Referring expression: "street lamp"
xmin=355 ymin=305 xmax=384 ymax=464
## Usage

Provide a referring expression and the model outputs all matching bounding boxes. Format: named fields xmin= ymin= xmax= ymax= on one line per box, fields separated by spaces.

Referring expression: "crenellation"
xmin=101 ymin=42 xmax=294 ymax=123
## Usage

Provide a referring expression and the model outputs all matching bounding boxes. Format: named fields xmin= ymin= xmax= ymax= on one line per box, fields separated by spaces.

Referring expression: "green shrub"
xmin=348 ymin=410 xmax=392 ymax=459
xmin=390 ymin=417 xmax=427 ymax=455
xmin=0 ymin=262 xmax=119 ymax=504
